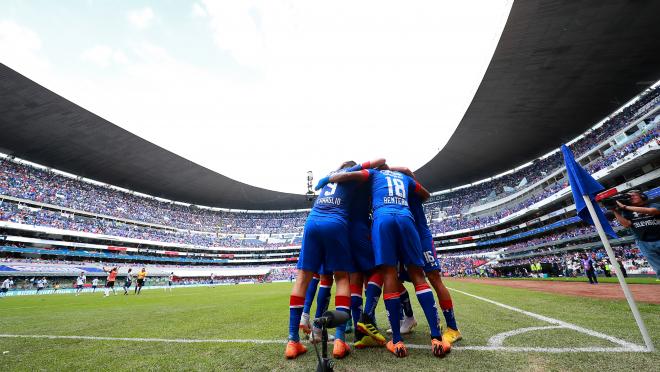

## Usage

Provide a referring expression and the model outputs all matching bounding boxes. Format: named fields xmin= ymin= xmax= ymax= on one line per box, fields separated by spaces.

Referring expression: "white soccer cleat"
xmin=400 ymin=316 xmax=417 ymax=334
xmin=299 ymin=313 xmax=312 ymax=335
xmin=386 ymin=316 xmax=417 ymax=335
xmin=310 ymin=326 xmax=335 ymax=343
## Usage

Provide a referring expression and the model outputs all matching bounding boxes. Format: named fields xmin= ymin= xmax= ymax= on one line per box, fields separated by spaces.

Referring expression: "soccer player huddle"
xmin=286 ymin=158 xmax=461 ymax=360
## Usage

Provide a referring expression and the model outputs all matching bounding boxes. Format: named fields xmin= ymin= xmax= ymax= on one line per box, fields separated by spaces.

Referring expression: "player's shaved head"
xmin=338 ymin=160 xmax=357 ymax=170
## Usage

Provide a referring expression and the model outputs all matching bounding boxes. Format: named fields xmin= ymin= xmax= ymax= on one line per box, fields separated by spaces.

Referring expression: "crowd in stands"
xmin=428 ymin=125 xmax=657 ymax=235
xmin=437 ymin=247 xmax=503 ymax=257
xmin=501 ymin=226 xmax=611 ymax=254
xmin=0 ymin=86 xmax=657 ymax=241
xmin=0 ymin=86 xmax=657 ymax=285
xmin=0 ymin=201 xmax=301 ymax=249
xmin=586 ymin=128 xmax=659 ymax=173
xmin=266 ymin=266 xmax=297 ymax=281
xmin=434 ymin=243 xmax=652 ymax=279
xmin=0 ymin=158 xmax=308 ymax=234
xmin=438 ymin=256 xmax=489 ymax=276
xmin=491 ymin=245 xmax=651 ymax=278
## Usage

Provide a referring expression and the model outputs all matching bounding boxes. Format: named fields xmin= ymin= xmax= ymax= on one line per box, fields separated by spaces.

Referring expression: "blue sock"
xmin=350 ymin=285 xmax=363 ymax=332
xmin=334 ymin=296 xmax=350 ymax=341
xmin=440 ymin=299 xmax=458 ymax=330
xmin=364 ymin=273 xmax=383 ymax=319
xmin=289 ymin=295 xmax=305 ymax=341
xmin=314 ymin=279 xmax=332 ymax=319
xmin=399 ymin=286 xmax=414 ymax=318
xmin=415 ymin=283 xmax=441 ymax=338
xmin=302 ymin=275 xmax=320 ymax=315
xmin=384 ymin=292 xmax=402 ymax=343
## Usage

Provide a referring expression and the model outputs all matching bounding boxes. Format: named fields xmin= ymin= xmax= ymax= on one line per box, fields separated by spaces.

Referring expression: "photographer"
xmin=611 ymin=190 xmax=660 ymax=279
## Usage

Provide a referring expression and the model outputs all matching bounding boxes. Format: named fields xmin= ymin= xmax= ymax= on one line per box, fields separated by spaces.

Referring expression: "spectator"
xmin=612 ymin=190 xmax=660 ymax=279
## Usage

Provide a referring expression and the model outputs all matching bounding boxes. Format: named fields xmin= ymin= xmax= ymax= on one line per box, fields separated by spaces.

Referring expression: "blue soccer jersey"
xmin=410 ymin=194 xmax=439 ymax=272
xmin=309 ymin=169 xmax=362 ymax=224
xmin=368 ymin=169 xmax=418 ymax=217
xmin=349 ymin=181 xmax=372 ymax=225
xmin=348 ymin=181 xmax=375 ymax=272
xmin=409 ymin=194 xmax=432 ymax=238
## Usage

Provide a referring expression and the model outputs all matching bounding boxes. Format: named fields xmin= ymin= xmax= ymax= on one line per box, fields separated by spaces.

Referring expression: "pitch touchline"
xmin=0 ymin=334 xmax=646 ymax=353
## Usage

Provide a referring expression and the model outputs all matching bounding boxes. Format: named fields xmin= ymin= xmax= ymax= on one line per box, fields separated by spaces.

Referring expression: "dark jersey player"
xmin=329 ymin=166 xmax=451 ymax=358
xmin=285 ymin=159 xmax=384 ymax=360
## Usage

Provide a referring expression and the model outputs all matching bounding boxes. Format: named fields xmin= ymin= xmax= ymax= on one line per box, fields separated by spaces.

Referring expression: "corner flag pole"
xmin=581 ymin=195 xmax=654 ymax=352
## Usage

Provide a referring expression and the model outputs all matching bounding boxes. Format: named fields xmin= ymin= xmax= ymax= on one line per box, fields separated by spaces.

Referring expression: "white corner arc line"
xmin=447 ymin=287 xmax=646 ymax=351
xmin=0 ymin=334 xmax=649 ymax=353
xmin=488 ymin=326 xmax=566 ymax=347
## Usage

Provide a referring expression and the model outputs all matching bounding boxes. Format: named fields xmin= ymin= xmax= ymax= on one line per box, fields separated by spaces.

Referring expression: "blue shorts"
xmin=297 ymin=217 xmax=354 ymax=273
xmin=350 ymin=221 xmax=375 ymax=272
xmin=318 ymin=264 xmax=332 ymax=276
xmin=420 ymin=234 xmax=440 ymax=273
xmin=372 ymin=214 xmax=424 ymax=267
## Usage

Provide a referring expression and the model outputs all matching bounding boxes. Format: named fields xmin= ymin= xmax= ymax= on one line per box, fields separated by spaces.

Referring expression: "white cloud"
xmin=127 ymin=7 xmax=155 ymax=29
xmin=0 ymin=20 xmax=50 ymax=81
xmin=81 ymin=45 xmax=128 ymax=68
xmin=1 ymin=1 xmax=514 ymax=195
xmin=191 ymin=3 xmax=207 ymax=18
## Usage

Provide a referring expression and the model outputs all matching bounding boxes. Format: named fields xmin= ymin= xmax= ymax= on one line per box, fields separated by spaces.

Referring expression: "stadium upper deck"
xmin=0 ymin=68 xmax=658 ymax=270
xmin=1 ymin=84 xmax=657 ymax=241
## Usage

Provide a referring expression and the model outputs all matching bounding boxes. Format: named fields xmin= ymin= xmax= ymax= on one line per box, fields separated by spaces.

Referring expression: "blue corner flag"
xmin=561 ymin=145 xmax=617 ymax=239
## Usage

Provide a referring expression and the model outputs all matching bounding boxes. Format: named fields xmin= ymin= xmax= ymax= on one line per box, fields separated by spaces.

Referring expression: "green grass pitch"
xmin=1 ymin=279 xmax=658 ymax=371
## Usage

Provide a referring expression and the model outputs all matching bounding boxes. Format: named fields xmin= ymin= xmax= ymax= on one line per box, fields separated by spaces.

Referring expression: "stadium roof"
xmin=415 ymin=0 xmax=660 ymax=191
xmin=0 ymin=63 xmax=309 ymax=210
xmin=1 ymin=0 xmax=659 ymax=210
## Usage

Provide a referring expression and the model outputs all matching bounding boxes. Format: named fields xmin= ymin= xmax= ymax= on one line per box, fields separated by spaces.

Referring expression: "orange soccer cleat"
xmin=284 ymin=341 xmax=307 ymax=359
xmin=332 ymin=339 xmax=351 ymax=359
xmin=431 ymin=337 xmax=451 ymax=358
xmin=386 ymin=340 xmax=408 ymax=358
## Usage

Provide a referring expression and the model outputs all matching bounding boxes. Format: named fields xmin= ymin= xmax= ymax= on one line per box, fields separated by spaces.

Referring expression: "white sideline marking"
xmin=0 ymin=334 xmax=282 ymax=344
xmin=0 ymin=334 xmax=648 ymax=353
xmin=487 ymin=326 xmax=565 ymax=347
xmin=448 ymin=287 xmax=647 ymax=351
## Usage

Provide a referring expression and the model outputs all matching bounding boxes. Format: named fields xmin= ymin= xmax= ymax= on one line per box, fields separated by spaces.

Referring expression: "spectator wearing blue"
xmin=612 ymin=190 xmax=660 ymax=280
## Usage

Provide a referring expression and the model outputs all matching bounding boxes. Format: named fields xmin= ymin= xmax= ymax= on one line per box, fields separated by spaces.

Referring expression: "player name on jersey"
xmin=315 ymin=196 xmax=342 ymax=206
xmin=383 ymin=196 xmax=409 ymax=206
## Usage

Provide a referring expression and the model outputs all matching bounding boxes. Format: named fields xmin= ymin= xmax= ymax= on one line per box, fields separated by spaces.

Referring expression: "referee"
xmin=135 ymin=268 xmax=147 ymax=295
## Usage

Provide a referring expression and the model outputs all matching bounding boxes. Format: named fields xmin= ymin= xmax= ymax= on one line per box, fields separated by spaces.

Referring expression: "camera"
xmin=600 ymin=193 xmax=631 ymax=209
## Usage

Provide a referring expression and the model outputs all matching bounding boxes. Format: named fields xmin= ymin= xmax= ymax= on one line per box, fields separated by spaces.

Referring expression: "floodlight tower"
xmin=306 ymin=171 xmax=316 ymax=202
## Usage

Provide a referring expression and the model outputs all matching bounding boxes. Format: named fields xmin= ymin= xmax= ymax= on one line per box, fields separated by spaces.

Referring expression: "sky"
xmin=0 ymin=0 xmax=513 ymax=195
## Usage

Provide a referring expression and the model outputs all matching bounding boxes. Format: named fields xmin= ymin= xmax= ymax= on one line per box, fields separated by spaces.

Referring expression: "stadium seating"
xmin=0 ymin=86 xmax=657 ymax=278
